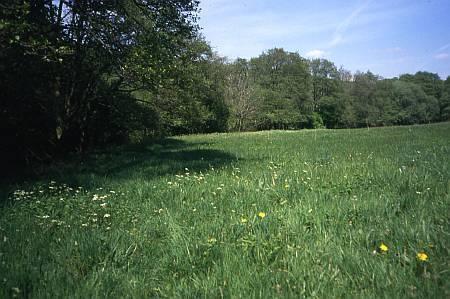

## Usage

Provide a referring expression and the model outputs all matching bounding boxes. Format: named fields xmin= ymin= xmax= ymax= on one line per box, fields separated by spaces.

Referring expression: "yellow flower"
xmin=417 ymin=252 xmax=428 ymax=261
xmin=379 ymin=243 xmax=388 ymax=253
xmin=258 ymin=212 xmax=266 ymax=219
xmin=240 ymin=217 xmax=248 ymax=223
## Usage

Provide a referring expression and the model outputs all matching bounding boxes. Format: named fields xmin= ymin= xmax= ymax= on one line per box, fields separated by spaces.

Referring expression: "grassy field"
xmin=1 ymin=123 xmax=449 ymax=298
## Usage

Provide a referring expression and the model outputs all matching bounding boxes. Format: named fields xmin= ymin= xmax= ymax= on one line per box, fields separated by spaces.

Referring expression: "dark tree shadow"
xmin=66 ymin=138 xmax=237 ymax=181
xmin=0 ymin=138 xmax=238 ymax=196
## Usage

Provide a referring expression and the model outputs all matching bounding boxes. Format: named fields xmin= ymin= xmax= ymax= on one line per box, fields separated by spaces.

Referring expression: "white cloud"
xmin=329 ymin=0 xmax=374 ymax=47
xmin=436 ymin=43 xmax=450 ymax=52
xmin=435 ymin=53 xmax=449 ymax=60
xmin=306 ymin=50 xmax=326 ymax=59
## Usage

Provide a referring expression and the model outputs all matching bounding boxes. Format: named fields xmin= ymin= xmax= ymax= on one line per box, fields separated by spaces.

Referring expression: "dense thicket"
xmin=1 ymin=0 xmax=219 ymax=168
xmin=1 ymin=1 xmax=449 ymax=169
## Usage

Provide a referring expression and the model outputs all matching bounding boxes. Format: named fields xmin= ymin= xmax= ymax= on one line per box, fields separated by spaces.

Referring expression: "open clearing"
xmin=1 ymin=123 xmax=449 ymax=298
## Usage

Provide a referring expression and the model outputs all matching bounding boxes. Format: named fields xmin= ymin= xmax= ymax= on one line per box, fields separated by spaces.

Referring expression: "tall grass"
xmin=1 ymin=123 xmax=449 ymax=298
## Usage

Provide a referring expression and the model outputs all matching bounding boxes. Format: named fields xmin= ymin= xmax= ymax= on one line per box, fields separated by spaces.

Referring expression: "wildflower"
xmin=104 ymin=214 xmax=111 ymax=218
xmin=379 ymin=243 xmax=388 ymax=253
xmin=241 ymin=217 xmax=248 ymax=223
xmin=258 ymin=212 xmax=266 ymax=219
xmin=100 ymin=203 xmax=107 ymax=208
xmin=11 ymin=287 xmax=20 ymax=294
xmin=417 ymin=252 xmax=428 ymax=262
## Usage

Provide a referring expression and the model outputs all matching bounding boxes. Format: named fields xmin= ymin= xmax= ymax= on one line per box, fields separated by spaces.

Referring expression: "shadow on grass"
xmin=66 ymin=138 xmax=236 ymax=181
xmin=1 ymin=138 xmax=237 ymax=195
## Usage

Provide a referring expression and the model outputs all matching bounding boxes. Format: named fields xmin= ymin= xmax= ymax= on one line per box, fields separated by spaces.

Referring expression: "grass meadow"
xmin=1 ymin=123 xmax=449 ymax=298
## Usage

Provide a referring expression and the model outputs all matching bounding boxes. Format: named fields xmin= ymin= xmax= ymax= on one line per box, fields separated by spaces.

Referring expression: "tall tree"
xmin=224 ymin=58 xmax=259 ymax=131
xmin=309 ymin=58 xmax=340 ymax=111
xmin=1 ymin=0 xmax=201 ymax=167
xmin=250 ymin=48 xmax=311 ymax=129
xmin=438 ymin=76 xmax=450 ymax=121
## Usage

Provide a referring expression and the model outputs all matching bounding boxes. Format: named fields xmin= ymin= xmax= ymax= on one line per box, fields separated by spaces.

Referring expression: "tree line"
xmin=1 ymin=1 xmax=450 ymax=169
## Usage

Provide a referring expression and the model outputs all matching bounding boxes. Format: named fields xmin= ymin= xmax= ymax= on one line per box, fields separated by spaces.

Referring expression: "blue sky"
xmin=198 ymin=0 xmax=450 ymax=79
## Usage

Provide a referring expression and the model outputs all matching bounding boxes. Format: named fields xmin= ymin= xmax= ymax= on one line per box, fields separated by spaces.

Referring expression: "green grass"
xmin=1 ymin=123 xmax=449 ymax=298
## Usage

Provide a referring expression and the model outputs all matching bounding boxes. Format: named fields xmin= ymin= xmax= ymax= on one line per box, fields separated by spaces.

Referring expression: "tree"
xmin=352 ymin=71 xmax=380 ymax=127
xmin=440 ymin=77 xmax=450 ymax=121
xmin=309 ymin=58 xmax=340 ymax=111
xmin=224 ymin=58 xmax=259 ymax=131
xmin=391 ymin=80 xmax=439 ymax=124
xmin=399 ymin=71 xmax=442 ymax=121
xmin=1 ymin=0 xmax=201 ymax=167
xmin=249 ymin=48 xmax=311 ymax=129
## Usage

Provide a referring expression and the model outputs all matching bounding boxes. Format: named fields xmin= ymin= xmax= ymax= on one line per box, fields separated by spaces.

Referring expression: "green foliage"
xmin=249 ymin=48 xmax=312 ymax=129
xmin=1 ymin=0 xmax=201 ymax=167
xmin=310 ymin=58 xmax=340 ymax=110
xmin=1 ymin=123 xmax=449 ymax=297
xmin=440 ymin=77 xmax=450 ymax=121
xmin=391 ymin=80 xmax=439 ymax=125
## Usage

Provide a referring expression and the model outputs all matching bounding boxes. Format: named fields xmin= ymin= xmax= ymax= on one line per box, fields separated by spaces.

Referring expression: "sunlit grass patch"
xmin=1 ymin=123 xmax=449 ymax=297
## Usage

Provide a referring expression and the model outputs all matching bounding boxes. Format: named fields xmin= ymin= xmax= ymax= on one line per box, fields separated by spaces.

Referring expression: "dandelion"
xmin=417 ymin=252 xmax=428 ymax=262
xmin=258 ymin=212 xmax=266 ymax=219
xmin=379 ymin=242 xmax=388 ymax=253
